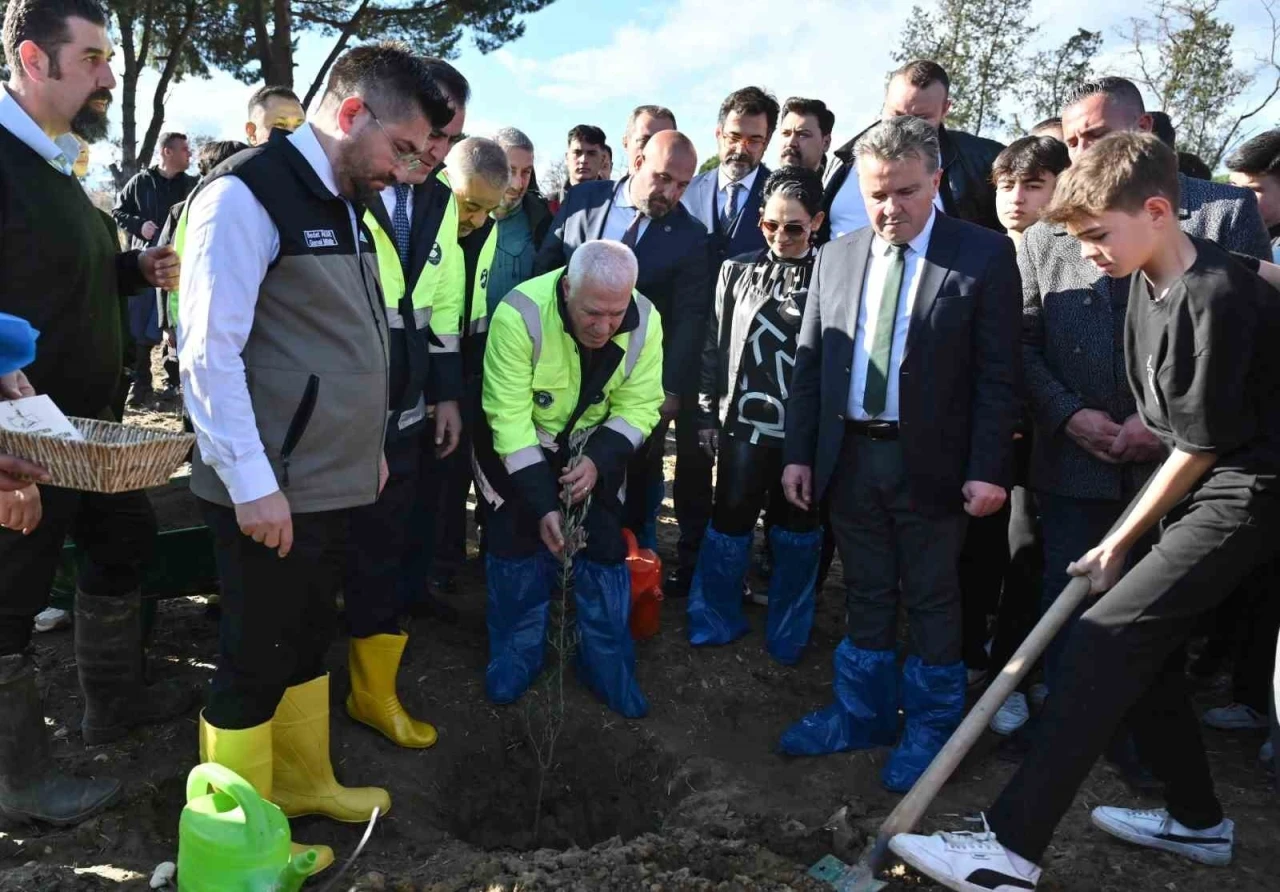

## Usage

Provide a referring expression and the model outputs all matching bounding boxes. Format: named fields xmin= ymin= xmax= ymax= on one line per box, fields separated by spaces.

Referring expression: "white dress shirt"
xmin=177 ymin=122 xmax=360 ymax=505
xmin=0 ymin=86 xmax=79 ymax=175
xmin=828 ymin=164 xmax=945 ymax=240
xmin=716 ymin=164 xmax=760 ymax=223
xmin=600 ymin=177 xmax=651 ymax=245
xmin=847 ymin=209 xmax=937 ymax=421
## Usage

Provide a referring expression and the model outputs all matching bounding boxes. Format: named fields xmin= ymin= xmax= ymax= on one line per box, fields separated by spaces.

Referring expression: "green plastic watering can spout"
xmin=274 ymin=849 xmax=318 ymax=892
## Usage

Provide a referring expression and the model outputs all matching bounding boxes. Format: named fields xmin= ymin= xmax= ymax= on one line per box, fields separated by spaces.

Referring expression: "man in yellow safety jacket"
xmin=339 ymin=58 xmax=468 ymax=751
xmin=476 ymin=239 xmax=663 ymax=717
xmin=424 ymin=137 xmax=507 ymax=591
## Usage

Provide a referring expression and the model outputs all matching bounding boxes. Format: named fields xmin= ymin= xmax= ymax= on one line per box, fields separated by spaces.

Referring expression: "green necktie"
xmin=862 ymin=242 xmax=907 ymax=418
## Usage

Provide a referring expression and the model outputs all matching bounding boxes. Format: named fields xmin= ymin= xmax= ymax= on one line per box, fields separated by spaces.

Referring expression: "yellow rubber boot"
xmin=270 ymin=675 xmax=391 ymax=823
xmin=346 ymin=633 xmax=438 ymax=749
xmin=197 ymin=712 xmax=335 ymax=873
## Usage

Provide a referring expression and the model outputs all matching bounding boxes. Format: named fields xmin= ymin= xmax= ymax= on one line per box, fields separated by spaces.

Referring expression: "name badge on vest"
xmin=534 ymin=390 xmax=554 ymax=408
xmin=428 ymin=241 xmax=443 ymax=265
xmin=304 ymin=229 xmax=339 ymax=249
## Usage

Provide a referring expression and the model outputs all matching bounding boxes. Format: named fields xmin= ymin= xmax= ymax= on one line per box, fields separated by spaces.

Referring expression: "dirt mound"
xmin=349 ymin=829 xmax=830 ymax=891
xmin=437 ymin=721 xmax=680 ymax=851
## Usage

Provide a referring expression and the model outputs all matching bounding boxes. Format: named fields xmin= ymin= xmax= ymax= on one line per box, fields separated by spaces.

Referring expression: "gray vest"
xmin=188 ymin=132 xmax=389 ymax=513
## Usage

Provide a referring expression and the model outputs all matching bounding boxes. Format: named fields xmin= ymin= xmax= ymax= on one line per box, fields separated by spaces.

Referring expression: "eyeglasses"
xmin=760 ymin=219 xmax=809 ymax=237
xmin=366 ymin=104 xmax=424 ymax=172
xmin=723 ymin=133 xmax=767 ymax=150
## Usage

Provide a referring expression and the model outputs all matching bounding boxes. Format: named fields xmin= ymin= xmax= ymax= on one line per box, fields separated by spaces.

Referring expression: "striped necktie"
xmin=392 ymin=183 xmax=412 ymax=266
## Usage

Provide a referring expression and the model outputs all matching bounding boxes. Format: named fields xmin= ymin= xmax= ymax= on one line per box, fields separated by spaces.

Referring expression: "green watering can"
xmin=178 ymin=763 xmax=319 ymax=891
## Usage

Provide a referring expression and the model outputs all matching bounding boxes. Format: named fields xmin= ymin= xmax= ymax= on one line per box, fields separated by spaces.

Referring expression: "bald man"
xmin=535 ymin=130 xmax=712 ymax=550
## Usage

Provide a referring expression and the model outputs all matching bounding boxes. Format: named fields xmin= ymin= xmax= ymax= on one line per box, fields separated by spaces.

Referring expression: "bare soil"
xmin=2 ymin=399 xmax=1276 ymax=891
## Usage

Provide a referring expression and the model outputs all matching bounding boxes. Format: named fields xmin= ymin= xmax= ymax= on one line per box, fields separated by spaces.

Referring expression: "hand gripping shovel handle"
xmin=861 ymin=479 xmax=1151 ymax=876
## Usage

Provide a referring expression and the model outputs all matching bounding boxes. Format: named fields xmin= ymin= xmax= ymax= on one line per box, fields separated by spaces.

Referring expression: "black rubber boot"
xmin=76 ymin=590 xmax=197 ymax=745
xmin=0 ymin=655 xmax=121 ymax=826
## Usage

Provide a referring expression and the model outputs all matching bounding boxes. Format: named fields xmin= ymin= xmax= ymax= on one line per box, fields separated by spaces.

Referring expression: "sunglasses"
xmin=760 ymin=219 xmax=808 ymax=236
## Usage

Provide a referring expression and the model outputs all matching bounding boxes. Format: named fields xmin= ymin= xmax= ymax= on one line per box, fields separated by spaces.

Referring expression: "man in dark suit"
xmin=667 ymin=86 xmax=778 ymax=589
xmin=1022 ymin=77 xmax=1271 ymax=699
xmin=779 ymin=116 xmax=1021 ymax=793
xmin=682 ymin=86 xmax=778 ymax=267
xmin=823 ymin=59 xmax=1005 ymax=241
xmin=535 ymin=130 xmax=712 ymax=546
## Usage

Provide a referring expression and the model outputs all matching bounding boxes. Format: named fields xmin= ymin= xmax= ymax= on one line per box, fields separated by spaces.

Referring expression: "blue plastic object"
xmin=765 ymin=526 xmax=822 ymax=665
xmin=686 ymin=525 xmax=752 ymax=646
xmin=881 ymin=657 xmax=966 ymax=792
xmin=779 ymin=641 xmax=899 ymax=755
xmin=484 ymin=551 xmax=552 ymax=704
xmin=574 ymin=558 xmax=649 ymax=718
xmin=0 ymin=313 xmax=38 ymax=377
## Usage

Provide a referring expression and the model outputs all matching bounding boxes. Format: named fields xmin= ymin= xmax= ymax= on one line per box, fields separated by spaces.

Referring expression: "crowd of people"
xmin=1 ymin=0 xmax=1279 ymax=888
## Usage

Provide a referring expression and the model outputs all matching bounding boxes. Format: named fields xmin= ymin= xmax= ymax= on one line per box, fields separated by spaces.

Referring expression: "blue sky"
xmin=93 ymin=0 xmax=1280 ymax=186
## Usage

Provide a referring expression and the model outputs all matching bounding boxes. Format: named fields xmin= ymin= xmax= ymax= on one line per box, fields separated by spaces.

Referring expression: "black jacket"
xmin=785 ymin=213 xmax=1022 ymax=513
xmin=821 ymin=124 xmax=1005 ymax=242
xmin=112 ymin=166 xmax=198 ymax=251
xmin=524 ymin=189 xmax=554 ymax=250
xmin=697 ymin=248 xmax=813 ymax=429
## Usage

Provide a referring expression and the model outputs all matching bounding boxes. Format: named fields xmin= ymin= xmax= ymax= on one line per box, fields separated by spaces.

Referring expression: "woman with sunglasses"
xmin=687 ymin=166 xmax=826 ymax=664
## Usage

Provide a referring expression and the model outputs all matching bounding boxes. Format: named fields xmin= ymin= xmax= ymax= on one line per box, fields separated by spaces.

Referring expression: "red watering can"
xmin=622 ymin=529 xmax=663 ymax=639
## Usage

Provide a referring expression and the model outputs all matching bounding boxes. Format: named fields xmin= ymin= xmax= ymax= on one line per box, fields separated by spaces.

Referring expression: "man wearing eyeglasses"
xmin=177 ymin=44 xmax=455 ymax=863
xmin=340 ymin=58 xmax=470 ymax=754
xmin=670 ymin=86 xmax=778 ymax=595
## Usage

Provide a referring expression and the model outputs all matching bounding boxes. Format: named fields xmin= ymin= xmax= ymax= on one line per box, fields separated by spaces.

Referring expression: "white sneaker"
xmin=989 ymin=692 xmax=1030 ymax=736
xmin=33 ymin=606 xmax=71 ymax=633
xmin=1028 ymin=683 xmax=1049 ymax=712
xmin=1091 ymin=806 xmax=1233 ymax=866
xmin=1201 ymin=703 xmax=1269 ymax=730
xmin=890 ymin=819 xmax=1041 ymax=891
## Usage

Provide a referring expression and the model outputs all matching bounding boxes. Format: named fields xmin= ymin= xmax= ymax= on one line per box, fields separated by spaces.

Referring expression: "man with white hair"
xmin=476 ymin=239 xmax=664 ymax=717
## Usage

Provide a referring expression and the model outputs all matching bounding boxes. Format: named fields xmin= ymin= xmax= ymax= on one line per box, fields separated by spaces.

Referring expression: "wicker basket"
xmin=0 ymin=418 xmax=195 ymax=493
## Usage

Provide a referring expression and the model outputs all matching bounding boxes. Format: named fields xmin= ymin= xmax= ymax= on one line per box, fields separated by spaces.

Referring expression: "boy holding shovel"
xmin=892 ymin=131 xmax=1280 ymax=890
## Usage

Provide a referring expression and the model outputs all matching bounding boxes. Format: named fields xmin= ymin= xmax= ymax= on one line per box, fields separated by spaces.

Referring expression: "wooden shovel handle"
xmin=867 ymin=477 xmax=1149 ymax=870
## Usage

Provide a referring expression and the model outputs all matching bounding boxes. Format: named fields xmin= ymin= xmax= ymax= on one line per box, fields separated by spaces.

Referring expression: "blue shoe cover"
xmin=687 ymin=526 xmax=751 ymax=646
xmin=574 ymin=558 xmax=649 ymax=718
xmin=779 ymin=641 xmax=898 ymax=755
xmin=881 ymin=657 xmax=966 ymax=792
xmin=484 ymin=552 xmax=552 ymax=704
xmin=765 ymin=526 xmax=822 ymax=665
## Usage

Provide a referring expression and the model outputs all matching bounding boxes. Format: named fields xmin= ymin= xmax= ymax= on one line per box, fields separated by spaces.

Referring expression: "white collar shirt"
xmin=847 ymin=209 xmax=937 ymax=421
xmin=0 ymin=86 xmax=77 ymax=175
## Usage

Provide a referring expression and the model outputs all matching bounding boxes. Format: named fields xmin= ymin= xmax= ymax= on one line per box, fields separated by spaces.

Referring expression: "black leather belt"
xmin=846 ymin=419 xmax=900 ymax=440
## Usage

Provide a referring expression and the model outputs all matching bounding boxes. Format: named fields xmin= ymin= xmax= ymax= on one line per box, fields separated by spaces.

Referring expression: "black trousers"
xmin=202 ymin=499 xmax=348 ymax=729
xmin=1228 ymin=559 xmax=1280 ymax=712
xmin=624 ymin=400 xmax=713 ymax=569
xmin=0 ymin=485 xmax=155 ymax=655
xmin=712 ymin=437 xmax=817 ymax=536
xmin=957 ymin=505 xmax=1010 ymax=670
xmin=344 ymin=432 xmax=422 ymax=639
xmin=828 ymin=432 xmax=966 ymax=665
xmin=987 ymin=482 xmax=1045 ymax=675
xmin=988 ymin=487 xmax=1280 ymax=862
xmin=489 ymin=462 xmax=626 ymax=565
xmin=673 ymin=404 xmax=714 ymax=568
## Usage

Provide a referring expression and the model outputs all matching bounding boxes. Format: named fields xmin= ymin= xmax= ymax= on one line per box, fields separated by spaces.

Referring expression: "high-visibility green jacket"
xmin=479 ymin=267 xmax=663 ymax=519
xmin=458 ymin=217 xmax=499 ymax=377
xmin=361 ymin=169 xmax=463 ymax=433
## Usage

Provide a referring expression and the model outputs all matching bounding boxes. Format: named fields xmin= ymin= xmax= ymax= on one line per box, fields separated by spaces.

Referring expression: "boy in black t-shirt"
xmin=890 ymin=132 xmax=1280 ymax=891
